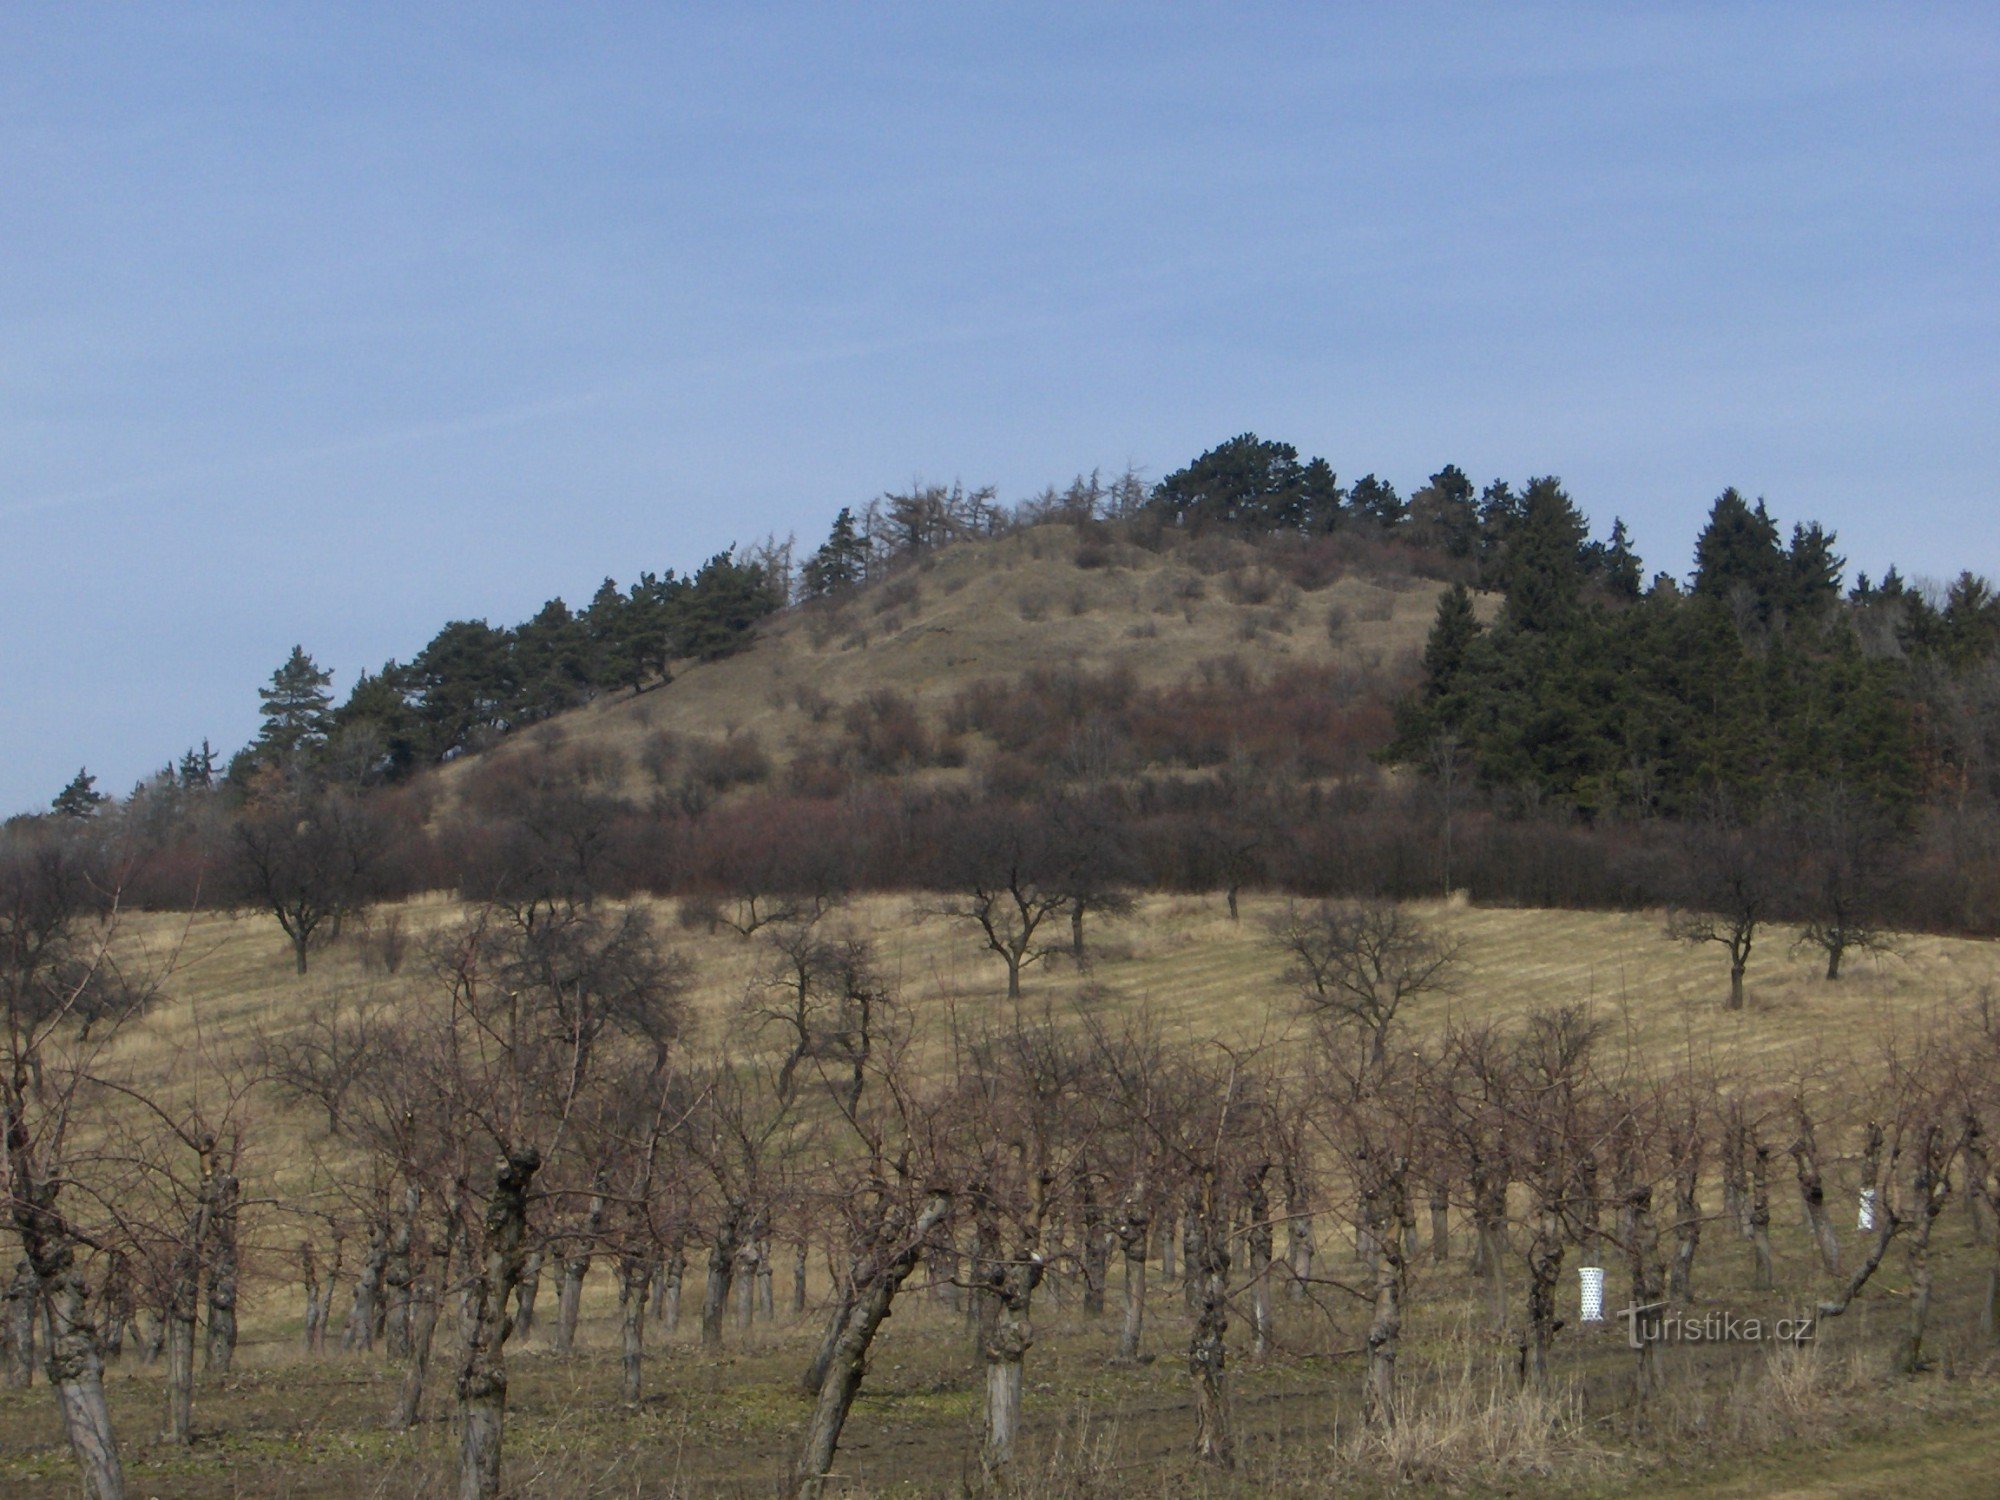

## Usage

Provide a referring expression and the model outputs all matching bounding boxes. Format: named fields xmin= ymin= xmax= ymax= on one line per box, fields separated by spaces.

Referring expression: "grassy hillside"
xmin=442 ymin=522 xmax=1465 ymax=803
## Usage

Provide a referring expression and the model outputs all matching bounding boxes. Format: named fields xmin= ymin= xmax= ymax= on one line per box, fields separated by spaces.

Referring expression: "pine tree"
xmin=1599 ymin=518 xmax=1644 ymax=600
xmin=1785 ymin=522 xmax=1844 ymax=615
xmin=1500 ymin=477 xmax=1590 ymax=634
xmin=1408 ymin=466 xmax=1478 ymax=556
xmin=1421 ymin=584 xmax=1482 ymax=698
xmin=1691 ymin=489 xmax=1786 ymax=616
xmin=177 ymin=740 xmax=217 ymax=789
xmin=255 ymin=646 xmax=335 ymax=759
xmin=1297 ymin=458 xmax=1346 ymax=533
xmin=52 ymin=768 xmax=106 ymax=819
xmin=802 ymin=507 xmax=869 ymax=597
xmin=1348 ymin=474 xmax=1406 ymax=529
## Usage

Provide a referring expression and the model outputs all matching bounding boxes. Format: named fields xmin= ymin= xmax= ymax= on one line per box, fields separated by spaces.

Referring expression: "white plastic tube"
xmin=1578 ymin=1265 xmax=1605 ymax=1324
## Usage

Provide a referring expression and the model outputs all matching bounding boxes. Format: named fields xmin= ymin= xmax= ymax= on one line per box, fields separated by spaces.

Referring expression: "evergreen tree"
xmin=177 ymin=740 xmax=217 ymax=789
xmin=1785 ymin=522 xmax=1844 ymax=615
xmin=255 ymin=646 xmax=335 ymax=760
xmin=802 ymin=507 xmax=870 ymax=597
xmin=1499 ymin=477 xmax=1590 ymax=634
xmin=675 ymin=552 xmax=782 ymax=662
xmin=1420 ymin=584 xmax=1481 ymax=699
xmin=1149 ymin=433 xmax=1307 ymax=530
xmin=1691 ymin=489 xmax=1786 ymax=615
xmin=1475 ymin=479 xmax=1523 ymax=585
xmin=1597 ymin=517 xmax=1644 ymax=600
xmin=1408 ymin=465 xmax=1478 ymax=556
xmin=1296 ymin=458 xmax=1346 ymax=533
xmin=51 ymin=768 xmax=105 ymax=819
xmin=1347 ymin=473 xmax=1406 ymax=529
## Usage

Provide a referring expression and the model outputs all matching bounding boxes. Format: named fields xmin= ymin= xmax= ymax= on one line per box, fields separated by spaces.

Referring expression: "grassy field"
xmin=114 ymin=888 xmax=2000 ymax=1081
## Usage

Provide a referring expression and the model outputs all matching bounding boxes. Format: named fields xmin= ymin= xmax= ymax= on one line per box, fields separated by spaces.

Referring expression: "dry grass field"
xmin=3 ymin=891 xmax=1998 ymax=1496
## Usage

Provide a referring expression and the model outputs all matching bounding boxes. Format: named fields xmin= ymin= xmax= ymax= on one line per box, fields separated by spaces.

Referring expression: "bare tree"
xmin=1665 ymin=811 xmax=1774 ymax=1011
xmin=231 ymin=772 xmax=388 ymax=974
xmin=920 ymin=812 xmax=1071 ymax=1000
xmin=1 ymin=828 xmax=170 ymax=1499
xmin=1270 ymin=901 xmax=1460 ymax=1064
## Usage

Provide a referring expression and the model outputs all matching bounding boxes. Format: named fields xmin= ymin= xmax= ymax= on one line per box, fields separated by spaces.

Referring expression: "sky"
xmin=3 ymin=4 xmax=1996 ymax=815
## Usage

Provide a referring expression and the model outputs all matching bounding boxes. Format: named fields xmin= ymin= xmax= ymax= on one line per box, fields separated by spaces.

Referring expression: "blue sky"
xmin=3 ymin=4 xmax=1995 ymax=815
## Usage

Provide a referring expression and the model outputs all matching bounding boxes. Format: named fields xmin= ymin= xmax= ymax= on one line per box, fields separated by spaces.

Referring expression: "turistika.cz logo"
xmin=1614 ymin=1302 xmax=1816 ymax=1350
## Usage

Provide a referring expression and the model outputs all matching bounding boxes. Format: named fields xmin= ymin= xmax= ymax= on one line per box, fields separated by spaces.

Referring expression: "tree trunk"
xmin=1283 ymin=1166 xmax=1314 ymax=1301
xmin=383 ymin=1184 xmax=420 ymax=1361
xmin=1428 ymin=1180 xmax=1450 ymax=1267
xmin=802 ymin=1273 xmax=856 ymax=1395
xmin=736 ymin=1245 xmax=758 ymax=1331
xmin=1187 ymin=1191 xmax=1233 ymax=1469
xmin=982 ymin=1258 xmax=1043 ymax=1482
xmin=514 ymin=1249 xmax=542 ymax=1340
xmin=556 ymin=1183 xmax=610 ymax=1355
xmin=1622 ymin=1181 xmax=1665 ymax=1403
xmin=43 ymin=1269 xmax=126 ymax=1500
xmin=1901 ymin=1139 xmax=1951 ymax=1374
xmin=344 ymin=1217 xmax=390 ymax=1353
xmin=618 ymin=1255 xmax=651 ymax=1403
xmin=660 ymin=1245 xmax=683 ymax=1332
xmin=1669 ymin=1170 xmax=1701 ymax=1303
xmin=1243 ymin=1163 xmax=1272 ymax=1357
xmin=555 ymin=1253 xmax=588 ymax=1354
xmin=1727 ymin=954 xmax=1746 ymax=1011
xmin=3 ymin=1258 xmax=35 ymax=1388
xmin=1522 ymin=1196 xmax=1564 ymax=1388
xmin=203 ymin=1172 xmax=241 ymax=1374
xmin=455 ymin=1146 xmax=539 ymax=1500
xmin=1079 ymin=1180 xmax=1108 ymax=1319
xmin=1471 ymin=1164 xmax=1508 ymax=1332
xmin=299 ymin=1243 xmax=322 ymax=1356
xmin=792 ymin=1241 xmax=809 ymax=1316
xmin=1749 ymin=1143 xmax=1775 ymax=1291
xmin=1364 ymin=1217 xmax=1402 ymax=1426
xmin=164 ymin=1146 xmax=216 ymax=1446
xmin=700 ymin=1207 xmax=743 ymax=1349
xmin=1114 ymin=1197 xmax=1150 ymax=1362
xmin=793 ymin=1192 xmax=950 ymax=1500
xmin=391 ymin=1187 xmax=458 ymax=1430
xmin=1790 ymin=1134 xmax=1841 ymax=1276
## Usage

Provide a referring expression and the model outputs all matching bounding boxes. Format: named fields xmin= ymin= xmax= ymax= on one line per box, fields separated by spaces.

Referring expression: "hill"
xmin=438 ymin=519 xmax=1461 ymax=807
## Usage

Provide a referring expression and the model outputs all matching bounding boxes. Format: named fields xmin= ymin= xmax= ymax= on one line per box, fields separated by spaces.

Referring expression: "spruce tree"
xmin=1599 ymin=518 xmax=1644 ymax=600
xmin=1347 ymin=473 xmax=1406 ymax=529
xmin=177 ymin=740 xmax=217 ymax=789
xmin=255 ymin=646 xmax=335 ymax=760
xmin=1500 ymin=477 xmax=1590 ymax=633
xmin=1421 ymin=584 xmax=1481 ymax=698
xmin=51 ymin=768 xmax=105 ymax=819
xmin=802 ymin=507 xmax=869 ymax=597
